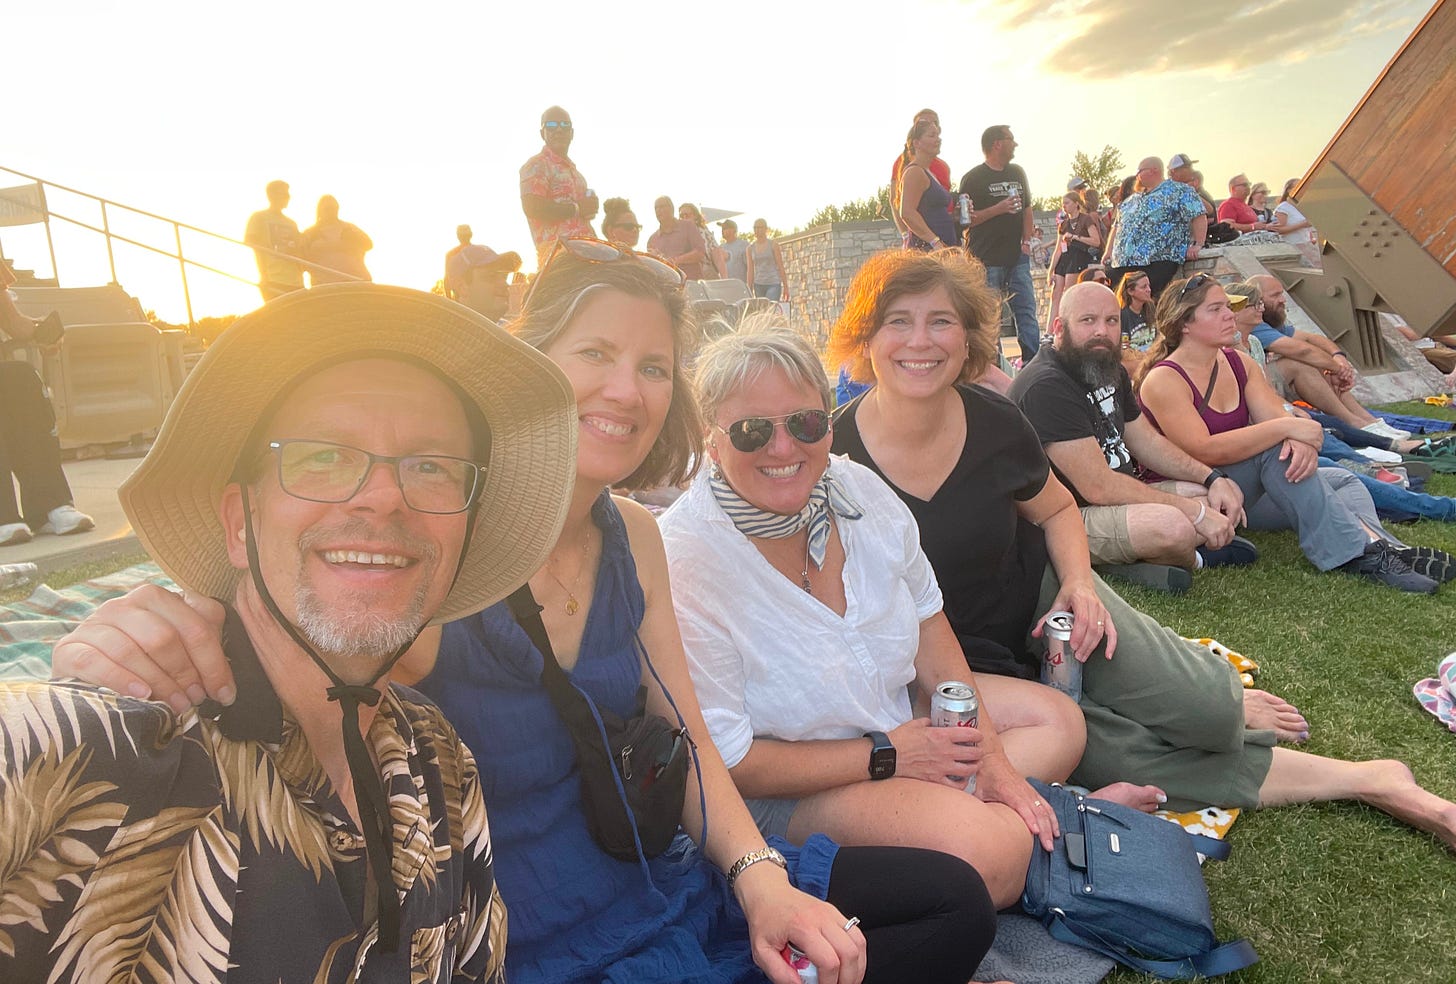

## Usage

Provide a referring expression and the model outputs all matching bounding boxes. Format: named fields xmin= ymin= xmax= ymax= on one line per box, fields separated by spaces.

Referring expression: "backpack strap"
xmin=1187 ymin=831 xmax=1231 ymax=861
xmin=1046 ymin=915 xmax=1258 ymax=979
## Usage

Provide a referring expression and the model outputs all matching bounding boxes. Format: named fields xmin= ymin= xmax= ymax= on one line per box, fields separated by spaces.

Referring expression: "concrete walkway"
xmin=3 ymin=456 xmax=144 ymax=576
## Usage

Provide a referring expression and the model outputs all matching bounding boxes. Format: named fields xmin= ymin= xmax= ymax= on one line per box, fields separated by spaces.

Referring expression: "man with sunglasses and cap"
xmin=520 ymin=106 xmax=599 ymax=259
xmin=0 ymin=283 xmax=578 ymax=981
xmin=444 ymin=225 xmax=523 ymax=320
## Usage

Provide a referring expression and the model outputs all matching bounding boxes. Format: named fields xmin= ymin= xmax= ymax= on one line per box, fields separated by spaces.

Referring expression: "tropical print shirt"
xmin=0 ymin=607 xmax=507 ymax=984
xmin=1109 ymin=179 xmax=1205 ymax=267
xmin=519 ymin=147 xmax=594 ymax=255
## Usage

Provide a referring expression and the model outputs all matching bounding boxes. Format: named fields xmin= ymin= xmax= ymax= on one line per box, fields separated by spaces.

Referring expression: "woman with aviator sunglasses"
xmin=659 ymin=325 xmax=1118 ymax=914
xmin=52 ymin=238 xmax=997 ymax=984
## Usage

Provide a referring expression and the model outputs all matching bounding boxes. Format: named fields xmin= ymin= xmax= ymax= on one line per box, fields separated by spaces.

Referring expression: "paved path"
xmin=3 ymin=456 xmax=143 ymax=575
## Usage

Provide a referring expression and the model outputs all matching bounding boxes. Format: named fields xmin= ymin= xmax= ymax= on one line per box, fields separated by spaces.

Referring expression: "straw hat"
xmin=120 ymin=283 xmax=578 ymax=625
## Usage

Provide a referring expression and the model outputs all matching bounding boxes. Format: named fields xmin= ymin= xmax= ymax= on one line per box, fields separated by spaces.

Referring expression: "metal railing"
xmin=0 ymin=164 xmax=360 ymax=327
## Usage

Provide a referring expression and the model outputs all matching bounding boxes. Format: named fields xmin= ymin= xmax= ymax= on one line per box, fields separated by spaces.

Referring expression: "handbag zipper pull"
xmin=620 ymin=744 xmax=634 ymax=780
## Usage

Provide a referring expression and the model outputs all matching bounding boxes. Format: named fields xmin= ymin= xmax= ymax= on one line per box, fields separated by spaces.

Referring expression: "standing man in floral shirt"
xmin=1105 ymin=156 xmax=1208 ymax=297
xmin=520 ymin=106 xmax=599 ymax=260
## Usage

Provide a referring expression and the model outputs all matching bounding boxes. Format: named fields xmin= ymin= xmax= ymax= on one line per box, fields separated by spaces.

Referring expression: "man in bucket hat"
xmin=0 ymin=284 xmax=577 ymax=981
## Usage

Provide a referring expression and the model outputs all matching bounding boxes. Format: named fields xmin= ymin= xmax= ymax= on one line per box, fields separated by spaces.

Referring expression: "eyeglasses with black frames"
xmin=267 ymin=440 xmax=484 ymax=514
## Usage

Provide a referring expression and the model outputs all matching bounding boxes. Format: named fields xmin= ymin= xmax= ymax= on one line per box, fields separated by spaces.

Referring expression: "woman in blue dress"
xmin=53 ymin=239 xmax=997 ymax=984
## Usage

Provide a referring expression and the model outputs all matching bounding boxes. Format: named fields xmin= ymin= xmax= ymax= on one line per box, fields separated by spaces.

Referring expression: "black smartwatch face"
xmin=869 ymin=745 xmax=896 ymax=780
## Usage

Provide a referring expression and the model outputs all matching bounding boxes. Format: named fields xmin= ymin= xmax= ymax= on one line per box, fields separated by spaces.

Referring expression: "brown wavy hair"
xmin=1133 ymin=274 xmax=1224 ymax=390
xmin=513 ymin=250 xmax=701 ymax=491
xmin=827 ymin=249 xmax=1000 ymax=387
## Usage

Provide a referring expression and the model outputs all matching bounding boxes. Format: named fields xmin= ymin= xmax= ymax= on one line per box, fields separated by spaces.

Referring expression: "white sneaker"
xmin=0 ymin=522 xmax=33 ymax=546
xmin=39 ymin=504 xmax=95 ymax=536
xmin=1360 ymin=447 xmax=1405 ymax=463
xmin=1362 ymin=420 xmax=1411 ymax=440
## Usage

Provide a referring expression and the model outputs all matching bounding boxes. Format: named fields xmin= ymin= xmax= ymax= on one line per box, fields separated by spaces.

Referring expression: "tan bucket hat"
xmin=120 ymin=282 xmax=578 ymax=624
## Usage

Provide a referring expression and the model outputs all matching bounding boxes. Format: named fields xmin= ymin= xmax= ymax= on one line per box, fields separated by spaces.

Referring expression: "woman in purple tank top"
xmin=1134 ymin=274 xmax=1445 ymax=593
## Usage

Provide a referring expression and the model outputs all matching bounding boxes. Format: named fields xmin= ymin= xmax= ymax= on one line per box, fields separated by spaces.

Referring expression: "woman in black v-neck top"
xmin=827 ymin=249 xmax=1278 ymax=812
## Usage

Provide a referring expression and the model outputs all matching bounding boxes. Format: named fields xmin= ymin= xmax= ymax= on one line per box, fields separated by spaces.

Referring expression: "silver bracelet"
xmin=1193 ymin=501 xmax=1207 ymax=526
xmin=726 ymin=847 xmax=787 ymax=887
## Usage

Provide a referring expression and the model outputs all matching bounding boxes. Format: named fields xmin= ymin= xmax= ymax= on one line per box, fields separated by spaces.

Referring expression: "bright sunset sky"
xmin=3 ymin=0 xmax=1434 ymax=321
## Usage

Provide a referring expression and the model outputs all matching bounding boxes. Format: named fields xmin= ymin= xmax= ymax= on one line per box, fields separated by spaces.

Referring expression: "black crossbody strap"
xmin=504 ymin=584 xmax=579 ymax=702
xmin=1195 ymin=356 xmax=1221 ymax=415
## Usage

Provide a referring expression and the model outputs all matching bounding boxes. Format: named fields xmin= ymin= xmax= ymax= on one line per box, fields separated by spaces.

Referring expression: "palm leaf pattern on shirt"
xmin=45 ymin=802 xmax=239 ymax=984
xmin=200 ymin=720 xmax=335 ymax=879
xmin=0 ymin=741 xmax=126 ymax=958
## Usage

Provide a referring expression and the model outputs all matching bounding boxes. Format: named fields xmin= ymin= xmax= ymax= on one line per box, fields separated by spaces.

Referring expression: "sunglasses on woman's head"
xmin=1177 ymin=272 xmax=1214 ymax=300
xmin=524 ymin=237 xmax=686 ymax=311
xmin=717 ymin=409 xmax=831 ymax=453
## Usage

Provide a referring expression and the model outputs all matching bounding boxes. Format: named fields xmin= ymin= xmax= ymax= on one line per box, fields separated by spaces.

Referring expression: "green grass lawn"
xmin=1108 ymin=400 xmax=1456 ymax=983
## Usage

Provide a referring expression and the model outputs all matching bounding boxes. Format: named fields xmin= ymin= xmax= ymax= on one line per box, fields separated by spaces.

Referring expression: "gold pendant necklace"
xmin=546 ymin=528 xmax=593 ymax=615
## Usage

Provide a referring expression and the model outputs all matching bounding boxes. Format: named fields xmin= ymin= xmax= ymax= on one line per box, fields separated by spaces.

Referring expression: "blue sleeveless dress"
xmin=418 ymin=492 xmax=837 ymax=984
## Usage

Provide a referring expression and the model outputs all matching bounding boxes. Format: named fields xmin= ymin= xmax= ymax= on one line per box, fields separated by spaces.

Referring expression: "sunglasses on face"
xmin=543 ymin=120 xmax=573 ymax=130
xmin=717 ymin=409 xmax=831 ymax=453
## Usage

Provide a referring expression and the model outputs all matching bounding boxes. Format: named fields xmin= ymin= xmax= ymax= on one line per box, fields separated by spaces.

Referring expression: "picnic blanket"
xmin=0 ymin=563 xmax=176 ymax=680
xmin=1371 ymin=409 xmax=1455 ymax=435
xmin=2 ymin=563 xmax=1245 ymax=984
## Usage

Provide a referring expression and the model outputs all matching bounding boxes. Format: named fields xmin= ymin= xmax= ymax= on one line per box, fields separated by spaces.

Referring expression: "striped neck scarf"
xmin=709 ymin=463 xmax=864 ymax=569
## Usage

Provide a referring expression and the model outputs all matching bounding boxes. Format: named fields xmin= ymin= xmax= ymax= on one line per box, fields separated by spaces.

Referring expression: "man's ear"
xmin=219 ymin=484 xmax=250 ymax=570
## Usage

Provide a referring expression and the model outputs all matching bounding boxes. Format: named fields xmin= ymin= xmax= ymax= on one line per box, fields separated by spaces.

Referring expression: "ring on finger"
xmin=843 ymin=916 xmax=860 ymax=932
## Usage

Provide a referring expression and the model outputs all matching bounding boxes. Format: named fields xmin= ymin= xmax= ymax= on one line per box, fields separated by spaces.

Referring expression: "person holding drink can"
xmin=662 ymin=326 xmax=1163 ymax=915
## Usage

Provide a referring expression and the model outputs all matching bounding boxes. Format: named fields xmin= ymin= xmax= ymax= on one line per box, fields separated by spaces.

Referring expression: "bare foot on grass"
xmin=1244 ymin=689 xmax=1309 ymax=743
xmin=1090 ymin=782 xmax=1168 ymax=813
xmin=1358 ymin=759 xmax=1456 ymax=851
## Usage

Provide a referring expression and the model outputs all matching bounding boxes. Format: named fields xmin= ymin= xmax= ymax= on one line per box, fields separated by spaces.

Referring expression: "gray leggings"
xmin=1226 ymin=450 xmax=1401 ymax=570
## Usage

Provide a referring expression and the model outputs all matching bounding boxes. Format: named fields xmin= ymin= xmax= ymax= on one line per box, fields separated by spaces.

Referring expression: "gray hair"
xmin=694 ymin=320 xmax=833 ymax=427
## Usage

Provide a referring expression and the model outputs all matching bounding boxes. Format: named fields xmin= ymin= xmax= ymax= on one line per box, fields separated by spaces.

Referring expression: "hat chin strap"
xmin=235 ymin=483 xmax=472 ymax=953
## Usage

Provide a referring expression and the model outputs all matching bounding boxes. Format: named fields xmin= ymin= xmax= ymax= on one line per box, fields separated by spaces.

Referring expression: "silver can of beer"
xmin=782 ymin=944 xmax=818 ymax=983
xmin=1040 ymin=610 xmax=1082 ymax=703
xmin=957 ymin=193 xmax=972 ymax=226
xmin=931 ymin=680 xmax=980 ymax=793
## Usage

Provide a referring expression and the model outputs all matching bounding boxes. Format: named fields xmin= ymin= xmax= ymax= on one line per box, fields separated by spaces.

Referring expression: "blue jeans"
xmin=754 ymin=283 xmax=782 ymax=301
xmin=1318 ymin=456 xmax=1456 ymax=522
xmin=983 ymin=254 xmax=1042 ymax=361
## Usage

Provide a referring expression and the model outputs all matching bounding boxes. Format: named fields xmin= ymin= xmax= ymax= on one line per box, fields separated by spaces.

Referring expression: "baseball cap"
xmin=1067 ymin=177 xmax=1088 ymax=191
xmin=1169 ymin=154 xmax=1199 ymax=170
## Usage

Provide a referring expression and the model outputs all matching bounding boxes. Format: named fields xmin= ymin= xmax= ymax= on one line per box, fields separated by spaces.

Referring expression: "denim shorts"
xmin=743 ymin=796 xmax=800 ymax=839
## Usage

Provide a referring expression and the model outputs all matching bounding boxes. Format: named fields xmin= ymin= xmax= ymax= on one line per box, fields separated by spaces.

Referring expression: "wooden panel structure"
xmin=1303 ymin=0 xmax=1456 ymax=278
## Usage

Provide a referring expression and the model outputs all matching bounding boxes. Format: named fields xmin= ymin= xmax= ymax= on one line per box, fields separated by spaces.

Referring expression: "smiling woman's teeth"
xmin=585 ymin=417 xmax=633 ymax=437
xmin=760 ymin=464 xmax=801 ymax=478
xmin=898 ymin=360 xmax=940 ymax=370
xmin=322 ymin=550 xmax=409 ymax=567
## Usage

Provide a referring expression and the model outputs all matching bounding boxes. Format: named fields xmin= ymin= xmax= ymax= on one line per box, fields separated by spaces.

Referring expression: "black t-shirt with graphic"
xmin=959 ymin=162 xmax=1031 ymax=268
xmin=1008 ymin=345 xmax=1140 ymax=507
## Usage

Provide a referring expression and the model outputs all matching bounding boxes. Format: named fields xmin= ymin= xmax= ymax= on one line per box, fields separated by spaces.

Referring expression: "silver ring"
xmin=1096 ymin=620 xmax=1105 ymax=627
xmin=1033 ymin=800 xmax=1042 ymax=807
xmin=843 ymin=916 xmax=861 ymax=932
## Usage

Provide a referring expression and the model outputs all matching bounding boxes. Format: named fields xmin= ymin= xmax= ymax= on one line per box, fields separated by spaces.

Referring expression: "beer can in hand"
xmin=957 ymin=193 xmax=972 ymax=226
xmin=1040 ymin=611 xmax=1082 ymax=702
xmin=931 ymin=681 xmax=980 ymax=793
xmin=782 ymin=944 xmax=819 ymax=983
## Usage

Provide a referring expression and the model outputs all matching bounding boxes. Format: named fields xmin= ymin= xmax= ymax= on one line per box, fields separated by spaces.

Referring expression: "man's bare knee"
xmin=1126 ymin=503 xmax=1197 ymax=565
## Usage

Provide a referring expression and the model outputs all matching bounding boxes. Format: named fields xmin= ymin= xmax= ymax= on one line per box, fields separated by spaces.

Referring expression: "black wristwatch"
xmin=864 ymin=730 xmax=896 ymax=780
xmin=1202 ymin=468 xmax=1228 ymax=489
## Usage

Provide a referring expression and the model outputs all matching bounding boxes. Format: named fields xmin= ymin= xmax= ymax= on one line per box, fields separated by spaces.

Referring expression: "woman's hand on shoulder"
xmin=736 ymin=867 xmax=866 ymax=984
xmin=887 ymin=718 xmax=984 ymax=787
xmin=51 ymin=585 xmax=231 ymax=714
